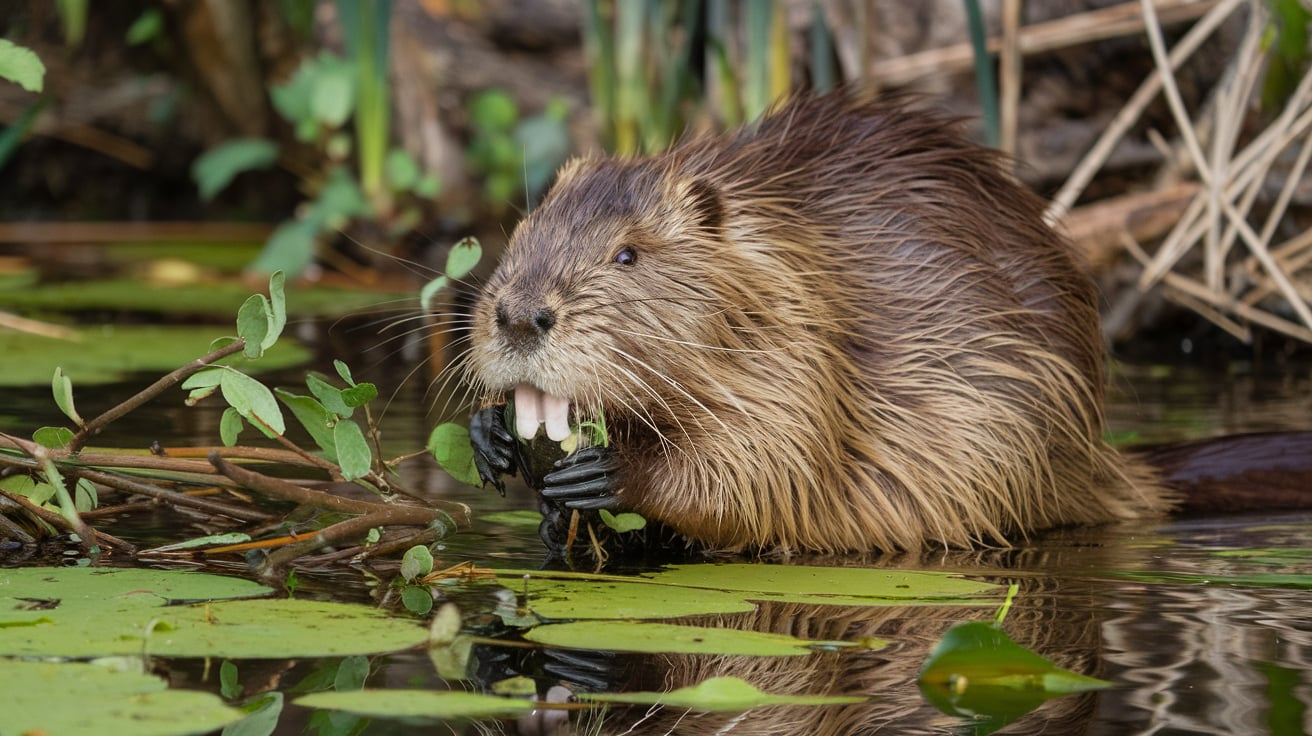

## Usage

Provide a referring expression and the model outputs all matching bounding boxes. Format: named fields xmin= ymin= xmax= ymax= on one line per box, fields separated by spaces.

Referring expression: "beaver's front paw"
xmin=540 ymin=445 xmax=619 ymax=509
xmin=470 ymin=404 xmax=518 ymax=495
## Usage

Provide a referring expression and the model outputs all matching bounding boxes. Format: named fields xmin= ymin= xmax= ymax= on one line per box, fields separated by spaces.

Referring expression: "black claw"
xmin=470 ymin=404 xmax=518 ymax=495
xmin=563 ymin=494 xmax=619 ymax=510
xmin=541 ymin=444 xmax=617 ymax=504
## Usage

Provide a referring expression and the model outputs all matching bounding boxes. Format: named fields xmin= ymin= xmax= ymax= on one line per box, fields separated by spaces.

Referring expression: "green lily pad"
xmin=0 ymin=568 xmax=427 ymax=658
xmin=0 ymin=566 xmax=272 ymax=614
xmin=522 ymin=620 xmax=859 ymax=656
xmin=1 ymin=598 xmax=429 ymax=659
xmin=503 ymin=575 xmax=757 ymax=619
xmin=294 ymin=690 xmax=532 ymax=721
xmin=0 ymin=325 xmax=311 ymax=386
xmin=0 ymin=658 xmax=243 ymax=736
xmin=918 ymin=621 xmax=1112 ymax=734
xmin=640 ymin=564 xmax=1000 ymax=606
xmin=581 ymin=675 xmax=866 ymax=711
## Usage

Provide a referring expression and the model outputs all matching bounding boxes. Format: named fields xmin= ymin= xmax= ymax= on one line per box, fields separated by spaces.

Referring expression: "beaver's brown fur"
xmin=466 ymin=92 xmax=1176 ymax=553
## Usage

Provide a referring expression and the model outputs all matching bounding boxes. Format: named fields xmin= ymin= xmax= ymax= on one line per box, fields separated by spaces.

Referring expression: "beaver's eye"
xmin=614 ymin=246 xmax=637 ymax=266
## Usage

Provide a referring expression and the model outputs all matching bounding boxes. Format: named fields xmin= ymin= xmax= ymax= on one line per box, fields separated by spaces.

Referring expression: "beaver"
xmin=463 ymin=92 xmax=1311 ymax=554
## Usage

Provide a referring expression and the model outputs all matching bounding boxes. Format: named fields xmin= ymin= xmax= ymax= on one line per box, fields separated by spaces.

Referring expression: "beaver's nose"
xmin=495 ymin=300 xmax=556 ymax=352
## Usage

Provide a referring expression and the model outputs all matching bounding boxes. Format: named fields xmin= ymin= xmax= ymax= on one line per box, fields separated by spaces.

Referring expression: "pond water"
xmin=2 ymin=348 xmax=1310 ymax=735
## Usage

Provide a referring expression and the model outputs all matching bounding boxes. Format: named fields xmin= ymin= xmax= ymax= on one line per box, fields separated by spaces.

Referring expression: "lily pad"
xmin=580 ymin=675 xmax=866 ymax=711
xmin=1 ymin=598 xmax=429 ymax=659
xmin=0 ymin=325 xmax=311 ymax=386
xmin=294 ymin=690 xmax=532 ymax=721
xmin=0 ymin=568 xmax=427 ymax=658
xmin=522 ymin=620 xmax=857 ymax=656
xmin=0 ymin=658 xmax=243 ymax=736
xmin=501 ymin=575 xmax=756 ymax=619
xmin=918 ymin=621 xmax=1112 ymax=734
xmin=640 ymin=564 xmax=999 ymax=606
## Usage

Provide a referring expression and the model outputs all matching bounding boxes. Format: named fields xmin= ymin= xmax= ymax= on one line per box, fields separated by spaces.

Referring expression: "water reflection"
xmin=2 ymin=356 xmax=1310 ymax=734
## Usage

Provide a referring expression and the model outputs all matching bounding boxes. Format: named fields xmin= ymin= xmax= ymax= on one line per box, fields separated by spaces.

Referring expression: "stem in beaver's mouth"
xmin=513 ymin=383 xmax=572 ymax=441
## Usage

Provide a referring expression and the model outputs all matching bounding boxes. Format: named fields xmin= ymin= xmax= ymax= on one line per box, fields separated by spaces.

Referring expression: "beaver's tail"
xmin=1133 ymin=432 xmax=1312 ymax=513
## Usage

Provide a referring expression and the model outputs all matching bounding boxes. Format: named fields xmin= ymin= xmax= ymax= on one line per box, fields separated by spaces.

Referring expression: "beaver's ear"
xmin=681 ymin=178 xmax=723 ymax=235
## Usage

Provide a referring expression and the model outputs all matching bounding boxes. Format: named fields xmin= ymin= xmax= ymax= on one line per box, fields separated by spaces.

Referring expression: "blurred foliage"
xmin=1263 ymin=0 xmax=1312 ymax=110
xmin=465 ymin=91 xmax=570 ymax=213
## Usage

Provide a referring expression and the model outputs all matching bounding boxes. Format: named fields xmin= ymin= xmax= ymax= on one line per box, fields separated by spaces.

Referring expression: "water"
xmin=2 ymin=353 xmax=1310 ymax=734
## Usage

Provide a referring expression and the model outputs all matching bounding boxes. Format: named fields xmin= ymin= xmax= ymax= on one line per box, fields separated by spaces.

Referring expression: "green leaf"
xmin=311 ymin=56 xmax=355 ymax=127
xmin=73 ymin=478 xmax=97 ymax=512
xmin=427 ymin=423 xmax=481 ymax=487
xmin=918 ymin=621 xmax=1112 ymax=732
xmin=220 ymin=660 xmax=243 ymax=700
xmin=143 ymin=533 xmax=253 ymax=554
xmin=225 ymin=691 xmax=283 ymax=736
xmin=275 ymin=389 xmax=337 ymax=459
xmin=581 ymin=676 xmax=865 ymax=711
xmin=0 ymin=39 xmax=46 ymax=93
xmin=468 ymin=90 xmax=518 ymax=133
xmin=125 ymin=8 xmax=163 ymax=45
xmin=443 ymin=236 xmax=482 ymax=281
xmin=236 ymin=294 xmax=271 ymax=359
xmin=332 ymin=419 xmax=372 ymax=481
xmin=219 ymin=406 xmax=244 ymax=446
xmin=401 ymin=585 xmax=434 ymax=616
xmin=599 ymin=508 xmax=646 ymax=533
xmin=413 ymin=174 xmax=440 ymax=198
xmin=32 ymin=426 xmax=73 ymax=449
xmin=497 ymin=575 xmax=756 ymax=620
xmin=219 ymin=369 xmax=286 ymax=436
xmin=311 ymin=167 xmax=371 ymax=225
xmin=523 ymin=621 xmax=834 ymax=656
xmin=293 ymin=690 xmax=531 ymax=721
xmin=306 ymin=373 xmax=353 ymax=417
xmin=418 ymin=275 xmax=449 ymax=312
xmin=181 ymin=367 xmax=225 ymax=390
xmin=400 ymin=545 xmax=434 ymax=582
xmin=384 ymin=149 xmax=419 ymax=191
xmin=251 ymin=219 xmax=318 ymax=278
xmin=333 ymin=359 xmax=355 ymax=386
xmin=51 ymin=367 xmax=83 ymax=426
xmin=334 ymin=655 xmax=370 ymax=692
xmin=265 ymin=270 xmax=286 ymax=350
xmin=640 ymin=563 xmax=1001 ymax=606
xmin=192 ymin=138 xmax=279 ymax=201
xmin=0 ymin=659 xmax=244 ymax=735
xmin=0 ymin=475 xmax=54 ymax=506
xmin=340 ymin=382 xmax=377 ymax=408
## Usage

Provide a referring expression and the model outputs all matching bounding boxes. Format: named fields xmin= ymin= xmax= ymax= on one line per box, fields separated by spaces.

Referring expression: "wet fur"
xmin=467 ymin=93 xmax=1174 ymax=553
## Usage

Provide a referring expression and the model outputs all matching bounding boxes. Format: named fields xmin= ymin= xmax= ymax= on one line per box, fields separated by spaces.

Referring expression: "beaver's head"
xmin=466 ymin=156 xmax=732 ymax=441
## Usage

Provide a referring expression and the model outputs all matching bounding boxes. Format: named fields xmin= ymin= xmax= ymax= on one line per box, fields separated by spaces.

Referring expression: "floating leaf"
xmin=428 ymin=423 xmax=481 ymax=487
xmin=523 ymin=620 xmax=838 ymax=656
xmin=0 ymin=659 xmax=244 ymax=736
xmin=294 ymin=690 xmax=531 ymax=721
xmin=401 ymin=545 xmax=435 ymax=582
xmin=401 ymin=586 xmax=434 ymax=616
xmin=581 ymin=676 xmax=865 ymax=711
xmin=143 ymin=533 xmax=252 ymax=554
xmin=640 ymin=564 xmax=999 ymax=606
xmin=918 ymin=621 xmax=1112 ymax=733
